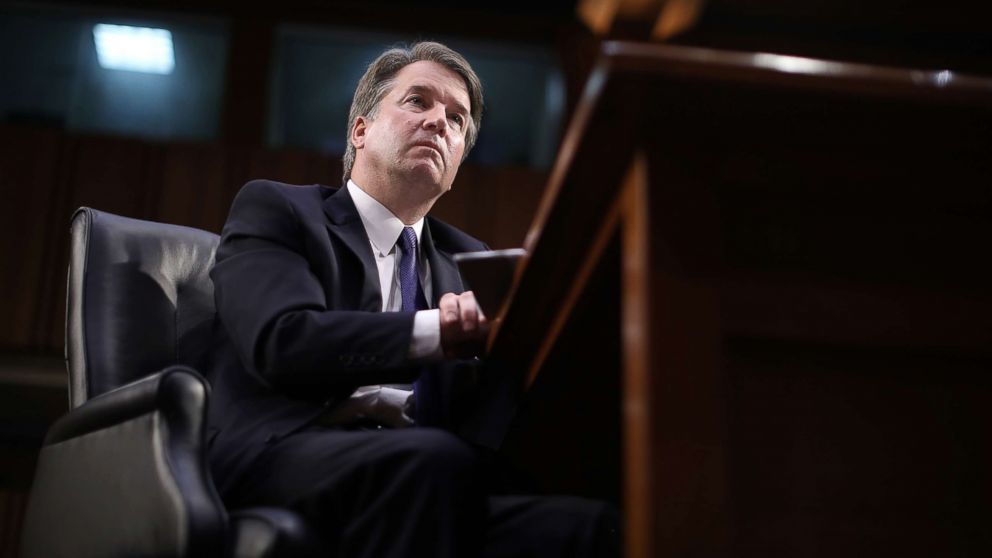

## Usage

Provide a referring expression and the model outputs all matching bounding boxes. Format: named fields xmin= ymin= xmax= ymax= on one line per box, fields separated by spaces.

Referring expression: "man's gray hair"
xmin=342 ymin=41 xmax=484 ymax=182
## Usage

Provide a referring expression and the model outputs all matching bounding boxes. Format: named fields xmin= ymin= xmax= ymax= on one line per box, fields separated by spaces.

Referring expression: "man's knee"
xmin=389 ymin=428 xmax=481 ymax=483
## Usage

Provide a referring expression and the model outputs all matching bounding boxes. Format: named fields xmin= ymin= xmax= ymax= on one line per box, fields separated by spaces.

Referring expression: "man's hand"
xmin=438 ymin=291 xmax=489 ymax=359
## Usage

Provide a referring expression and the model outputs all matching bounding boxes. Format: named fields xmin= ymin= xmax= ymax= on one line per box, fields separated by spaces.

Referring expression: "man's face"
xmin=352 ymin=60 xmax=471 ymax=200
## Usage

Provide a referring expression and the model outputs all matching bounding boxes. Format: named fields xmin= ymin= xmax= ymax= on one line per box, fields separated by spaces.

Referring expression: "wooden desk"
xmin=492 ymin=42 xmax=992 ymax=557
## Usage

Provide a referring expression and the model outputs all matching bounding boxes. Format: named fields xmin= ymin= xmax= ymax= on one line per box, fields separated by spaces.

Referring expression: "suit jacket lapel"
xmin=422 ymin=219 xmax=465 ymax=305
xmin=322 ymin=186 xmax=382 ymax=312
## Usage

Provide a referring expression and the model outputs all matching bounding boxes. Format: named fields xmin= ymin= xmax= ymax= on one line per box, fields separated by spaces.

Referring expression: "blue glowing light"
xmin=93 ymin=24 xmax=175 ymax=74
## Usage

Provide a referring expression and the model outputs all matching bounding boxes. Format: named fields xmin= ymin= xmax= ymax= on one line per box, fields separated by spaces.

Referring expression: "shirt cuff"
xmin=409 ymin=309 xmax=443 ymax=361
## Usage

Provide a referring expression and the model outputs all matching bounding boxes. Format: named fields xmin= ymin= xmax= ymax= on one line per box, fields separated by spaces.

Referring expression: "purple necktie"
xmin=398 ymin=227 xmax=427 ymax=312
xmin=399 ymin=227 xmax=436 ymax=425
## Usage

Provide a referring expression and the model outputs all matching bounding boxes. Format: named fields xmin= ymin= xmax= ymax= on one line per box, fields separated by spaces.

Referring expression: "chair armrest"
xmin=228 ymin=507 xmax=327 ymax=558
xmin=45 ymin=365 xmax=205 ymax=443
xmin=21 ymin=366 xmax=227 ymax=558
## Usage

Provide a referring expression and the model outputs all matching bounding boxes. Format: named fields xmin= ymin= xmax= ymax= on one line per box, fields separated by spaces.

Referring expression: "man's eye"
xmin=407 ymin=96 xmax=423 ymax=106
xmin=450 ymin=114 xmax=464 ymax=127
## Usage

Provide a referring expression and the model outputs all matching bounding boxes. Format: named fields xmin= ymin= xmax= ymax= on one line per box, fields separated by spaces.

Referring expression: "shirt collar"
xmin=347 ymin=179 xmax=424 ymax=257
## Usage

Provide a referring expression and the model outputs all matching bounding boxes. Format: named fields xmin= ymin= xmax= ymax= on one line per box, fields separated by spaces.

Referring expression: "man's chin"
xmin=396 ymin=173 xmax=445 ymax=201
xmin=406 ymin=162 xmax=446 ymax=187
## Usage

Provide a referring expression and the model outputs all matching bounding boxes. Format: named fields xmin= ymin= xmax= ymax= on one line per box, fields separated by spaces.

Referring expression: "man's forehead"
xmin=392 ymin=61 xmax=470 ymax=107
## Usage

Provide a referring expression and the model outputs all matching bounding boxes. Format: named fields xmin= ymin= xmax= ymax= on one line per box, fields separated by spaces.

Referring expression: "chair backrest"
xmin=66 ymin=208 xmax=219 ymax=408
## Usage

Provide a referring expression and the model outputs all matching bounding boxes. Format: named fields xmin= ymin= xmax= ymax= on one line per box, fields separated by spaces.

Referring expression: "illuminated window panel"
xmin=93 ymin=24 xmax=175 ymax=75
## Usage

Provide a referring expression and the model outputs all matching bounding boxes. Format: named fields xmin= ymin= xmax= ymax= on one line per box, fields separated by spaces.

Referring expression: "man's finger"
xmin=438 ymin=292 xmax=460 ymax=325
xmin=458 ymin=292 xmax=478 ymax=331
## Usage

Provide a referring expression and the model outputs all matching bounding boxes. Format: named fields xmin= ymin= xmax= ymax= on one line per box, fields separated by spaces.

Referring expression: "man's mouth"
xmin=411 ymin=142 xmax=444 ymax=165
xmin=413 ymin=141 xmax=441 ymax=154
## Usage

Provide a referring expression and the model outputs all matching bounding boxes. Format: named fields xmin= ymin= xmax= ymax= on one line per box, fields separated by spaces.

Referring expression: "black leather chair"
xmin=21 ymin=208 xmax=325 ymax=558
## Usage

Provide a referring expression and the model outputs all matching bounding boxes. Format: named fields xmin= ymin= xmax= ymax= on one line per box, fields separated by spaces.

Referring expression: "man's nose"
xmin=423 ymin=106 xmax=447 ymax=135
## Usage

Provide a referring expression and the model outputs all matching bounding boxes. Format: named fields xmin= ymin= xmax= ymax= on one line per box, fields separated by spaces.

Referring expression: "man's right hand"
xmin=438 ymin=291 xmax=489 ymax=359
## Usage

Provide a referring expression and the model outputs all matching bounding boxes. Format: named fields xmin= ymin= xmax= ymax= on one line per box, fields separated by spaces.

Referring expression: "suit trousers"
xmin=223 ymin=426 xmax=620 ymax=558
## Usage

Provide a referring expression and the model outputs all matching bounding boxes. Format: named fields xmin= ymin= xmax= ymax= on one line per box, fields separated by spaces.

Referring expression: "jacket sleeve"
xmin=210 ymin=180 xmax=418 ymax=391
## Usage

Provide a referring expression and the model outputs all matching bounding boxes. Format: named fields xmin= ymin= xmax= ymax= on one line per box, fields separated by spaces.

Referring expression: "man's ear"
xmin=351 ymin=116 xmax=368 ymax=149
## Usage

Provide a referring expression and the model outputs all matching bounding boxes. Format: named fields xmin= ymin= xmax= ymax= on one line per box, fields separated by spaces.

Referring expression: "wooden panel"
xmin=147 ymin=143 xmax=231 ymax=232
xmin=62 ymin=135 xmax=152 ymax=218
xmin=244 ymin=147 xmax=339 ymax=188
xmin=490 ymin=64 xmax=641 ymax=370
xmin=493 ymin=42 xmax=992 ymax=557
xmin=619 ymin=156 xmax=655 ymax=558
xmin=637 ymin=152 xmax=730 ymax=558
xmin=0 ymin=127 xmax=64 ymax=349
xmin=433 ymin=164 xmax=548 ymax=250
xmin=725 ymin=340 xmax=992 ymax=556
xmin=722 ymin=276 xmax=992 ymax=354
xmin=498 ymin=230 xmax=623 ymax=504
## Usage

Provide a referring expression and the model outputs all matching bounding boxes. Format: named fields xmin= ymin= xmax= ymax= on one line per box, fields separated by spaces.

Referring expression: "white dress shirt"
xmin=347 ymin=180 xmax=442 ymax=358
xmin=321 ymin=181 xmax=443 ymax=428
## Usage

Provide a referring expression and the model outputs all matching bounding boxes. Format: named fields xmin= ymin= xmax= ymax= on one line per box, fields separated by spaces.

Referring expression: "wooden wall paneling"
xmin=36 ymin=135 xmax=155 ymax=350
xmin=432 ymin=164 xmax=548 ymax=250
xmin=430 ymin=166 xmax=477 ymax=241
xmin=64 ymin=136 xmax=153 ymax=218
xmin=244 ymin=148 xmax=293 ymax=183
xmin=245 ymin=147 xmax=338 ymax=188
xmin=219 ymin=145 xmax=256 ymax=210
xmin=30 ymin=130 xmax=76 ymax=352
xmin=487 ymin=167 xmax=547 ymax=249
xmin=150 ymin=142 xmax=230 ymax=233
xmin=0 ymin=126 xmax=63 ymax=350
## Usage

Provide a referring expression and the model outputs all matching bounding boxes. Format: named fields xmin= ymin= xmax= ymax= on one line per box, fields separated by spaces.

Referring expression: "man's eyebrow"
xmin=406 ymin=84 xmax=469 ymax=116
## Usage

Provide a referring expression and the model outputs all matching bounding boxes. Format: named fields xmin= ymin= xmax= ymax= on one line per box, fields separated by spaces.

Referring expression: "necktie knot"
xmin=400 ymin=226 xmax=418 ymax=256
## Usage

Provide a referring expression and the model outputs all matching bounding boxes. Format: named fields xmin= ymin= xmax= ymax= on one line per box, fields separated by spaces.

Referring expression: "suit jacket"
xmin=205 ymin=180 xmax=488 ymax=497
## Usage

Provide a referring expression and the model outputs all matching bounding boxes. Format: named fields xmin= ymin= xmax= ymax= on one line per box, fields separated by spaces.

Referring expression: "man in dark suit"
xmin=206 ymin=41 xmax=618 ymax=557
